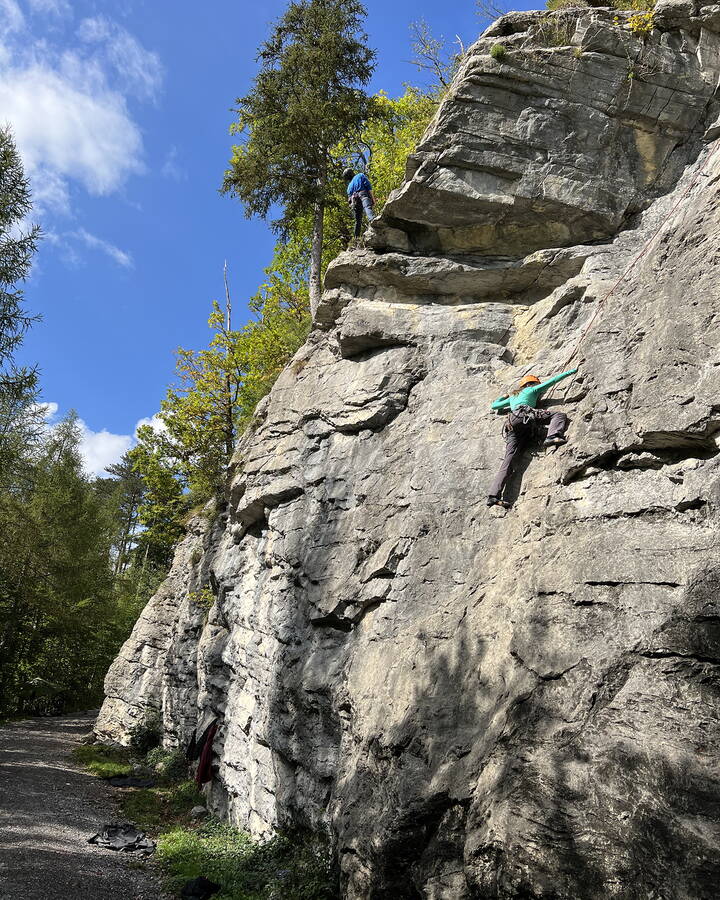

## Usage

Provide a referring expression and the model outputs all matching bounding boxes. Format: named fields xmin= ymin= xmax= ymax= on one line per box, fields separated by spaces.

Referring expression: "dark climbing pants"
xmin=488 ymin=409 xmax=568 ymax=499
xmin=352 ymin=190 xmax=375 ymax=237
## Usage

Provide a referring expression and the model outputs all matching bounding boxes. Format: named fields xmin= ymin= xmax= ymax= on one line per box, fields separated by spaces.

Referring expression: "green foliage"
xmin=189 ymin=586 xmax=215 ymax=612
xmin=73 ymin=744 xmax=133 ymax=778
xmin=131 ymin=51 xmax=440 ymax=574
xmin=292 ymin=83 xmax=439 ymax=258
xmin=222 ymin=0 xmax=375 ymax=232
xmin=612 ymin=0 xmax=655 ymax=9
xmin=626 ymin=10 xmax=655 ymax=35
xmin=0 ymin=125 xmax=40 ymax=404
xmin=127 ymin=435 xmax=190 ymax=569
xmin=545 ymin=0 xmax=588 ymax=10
xmin=360 ymin=87 xmax=438 ymax=206
xmin=409 ymin=19 xmax=461 ymax=93
xmin=490 ymin=43 xmax=507 ymax=60
xmin=128 ymin=712 xmax=163 ymax=755
xmin=78 ymin=730 xmax=339 ymax=900
xmin=222 ymin=0 xmax=377 ymax=311
xmin=128 ymin=266 xmax=311 ymax=528
xmin=0 ymin=414 xmax=146 ymax=716
xmin=157 ymin=822 xmax=338 ymax=900
xmin=120 ymin=779 xmax=204 ymax=829
xmin=146 ymin=746 xmax=188 ymax=781
xmin=533 ymin=12 xmax=577 ymax=48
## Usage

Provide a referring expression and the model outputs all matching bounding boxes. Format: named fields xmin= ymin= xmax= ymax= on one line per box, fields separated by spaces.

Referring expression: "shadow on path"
xmin=0 ymin=713 xmax=166 ymax=900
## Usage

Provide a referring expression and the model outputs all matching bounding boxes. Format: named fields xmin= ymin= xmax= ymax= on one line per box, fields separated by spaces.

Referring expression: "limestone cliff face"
xmin=97 ymin=6 xmax=720 ymax=897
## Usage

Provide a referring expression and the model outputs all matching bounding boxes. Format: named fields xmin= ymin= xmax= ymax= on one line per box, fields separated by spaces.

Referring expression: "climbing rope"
xmin=542 ymin=138 xmax=720 ymax=401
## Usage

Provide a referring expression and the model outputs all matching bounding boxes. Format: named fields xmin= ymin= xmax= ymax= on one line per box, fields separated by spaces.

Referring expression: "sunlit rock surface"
xmin=97 ymin=6 xmax=720 ymax=897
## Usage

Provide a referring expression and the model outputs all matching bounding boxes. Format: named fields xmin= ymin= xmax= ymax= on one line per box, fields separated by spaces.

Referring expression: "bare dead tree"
xmin=476 ymin=0 xmax=512 ymax=26
xmin=409 ymin=19 xmax=461 ymax=91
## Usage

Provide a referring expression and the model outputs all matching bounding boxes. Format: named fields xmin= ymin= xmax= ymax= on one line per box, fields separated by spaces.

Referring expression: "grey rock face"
xmin=380 ymin=6 xmax=719 ymax=257
xmin=98 ymin=8 xmax=720 ymax=898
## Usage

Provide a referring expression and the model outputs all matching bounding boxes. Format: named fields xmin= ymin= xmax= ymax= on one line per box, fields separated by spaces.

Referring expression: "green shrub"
xmin=612 ymin=0 xmax=655 ymax=10
xmin=120 ymin=780 xmax=203 ymax=829
xmin=626 ymin=10 xmax=654 ymax=35
xmin=157 ymin=823 xmax=339 ymax=900
xmin=128 ymin=712 xmax=163 ymax=755
xmin=73 ymin=744 xmax=133 ymax=778
xmin=189 ymin=586 xmax=215 ymax=612
xmin=546 ymin=0 xmax=588 ymax=9
xmin=489 ymin=43 xmax=506 ymax=61
xmin=534 ymin=13 xmax=577 ymax=48
xmin=146 ymin=746 xmax=188 ymax=781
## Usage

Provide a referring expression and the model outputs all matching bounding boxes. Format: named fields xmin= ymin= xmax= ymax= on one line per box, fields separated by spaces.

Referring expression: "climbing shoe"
xmin=487 ymin=496 xmax=511 ymax=509
xmin=544 ymin=436 xmax=567 ymax=448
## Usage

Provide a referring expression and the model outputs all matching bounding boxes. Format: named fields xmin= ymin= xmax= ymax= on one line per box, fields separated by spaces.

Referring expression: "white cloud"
xmin=38 ymin=404 xmax=169 ymax=477
xmin=134 ymin=414 xmax=167 ymax=437
xmin=35 ymin=400 xmax=58 ymax=420
xmin=78 ymin=420 xmax=132 ymax=476
xmin=0 ymin=8 xmax=161 ymax=218
xmin=0 ymin=0 xmax=24 ymax=36
xmin=43 ymin=227 xmax=132 ymax=268
xmin=78 ymin=15 xmax=163 ymax=102
xmin=73 ymin=227 xmax=133 ymax=268
xmin=26 ymin=0 xmax=71 ymax=15
xmin=161 ymin=145 xmax=186 ymax=181
xmin=0 ymin=63 xmax=143 ymax=214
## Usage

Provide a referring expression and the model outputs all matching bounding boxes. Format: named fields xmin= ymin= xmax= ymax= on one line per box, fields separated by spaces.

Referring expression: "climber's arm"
xmin=491 ymin=395 xmax=511 ymax=411
xmin=536 ymin=367 xmax=578 ymax=396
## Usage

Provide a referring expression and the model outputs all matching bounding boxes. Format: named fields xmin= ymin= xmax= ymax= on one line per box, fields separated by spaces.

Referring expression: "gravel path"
xmin=0 ymin=712 xmax=168 ymax=900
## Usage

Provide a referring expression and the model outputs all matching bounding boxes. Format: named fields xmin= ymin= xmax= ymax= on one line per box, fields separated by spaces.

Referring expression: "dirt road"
xmin=0 ymin=712 xmax=165 ymax=900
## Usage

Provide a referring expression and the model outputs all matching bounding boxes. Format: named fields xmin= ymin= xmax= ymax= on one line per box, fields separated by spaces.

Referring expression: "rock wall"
xmin=97 ymin=6 xmax=720 ymax=898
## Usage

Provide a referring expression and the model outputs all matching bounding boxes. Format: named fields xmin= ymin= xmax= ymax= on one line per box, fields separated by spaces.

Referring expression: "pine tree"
xmin=0 ymin=415 xmax=118 ymax=714
xmin=0 ymin=125 xmax=40 ymax=402
xmin=222 ymin=0 xmax=376 ymax=317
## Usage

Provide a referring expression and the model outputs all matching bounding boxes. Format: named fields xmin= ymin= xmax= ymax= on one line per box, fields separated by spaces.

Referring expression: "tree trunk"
xmin=224 ymin=261 xmax=235 ymax=461
xmin=309 ymin=197 xmax=325 ymax=319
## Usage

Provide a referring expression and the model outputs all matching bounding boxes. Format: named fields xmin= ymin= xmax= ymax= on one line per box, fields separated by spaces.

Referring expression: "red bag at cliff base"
xmin=194 ymin=722 xmax=218 ymax=786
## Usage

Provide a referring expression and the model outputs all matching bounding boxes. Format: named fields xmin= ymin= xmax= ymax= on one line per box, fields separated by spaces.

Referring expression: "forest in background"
xmin=0 ymin=2 xmax=457 ymax=718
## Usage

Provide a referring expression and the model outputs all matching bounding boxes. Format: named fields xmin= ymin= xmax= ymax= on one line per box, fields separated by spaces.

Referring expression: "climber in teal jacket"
xmin=488 ymin=367 xmax=578 ymax=508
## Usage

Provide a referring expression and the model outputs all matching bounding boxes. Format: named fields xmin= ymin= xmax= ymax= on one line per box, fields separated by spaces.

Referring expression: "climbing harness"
xmin=502 ymin=404 xmax=545 ymax=445
xmin=543 ymin=138 xmax=720 ymax=401
xmin=504 ymin=404 xmax=539 ymax=431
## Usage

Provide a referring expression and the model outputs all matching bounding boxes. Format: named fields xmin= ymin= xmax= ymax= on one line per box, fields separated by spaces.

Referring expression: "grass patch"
xmin=157 ymin=823 xmax=338 ymax=900
xmin=73 ymin=744 xmax=133 ymax=778
xmin=77 ymin=743 xmax=338 ymax=898
xmin=120 ymin=780 xmax=204 ymax=830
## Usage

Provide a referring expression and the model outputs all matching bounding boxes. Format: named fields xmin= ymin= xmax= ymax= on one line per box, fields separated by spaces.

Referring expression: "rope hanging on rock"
xmin=543 ymin=138 xmax=720 ymax=402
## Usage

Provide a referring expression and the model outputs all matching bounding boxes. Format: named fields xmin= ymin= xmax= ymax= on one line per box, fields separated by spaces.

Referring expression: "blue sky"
xmin=4 ymin=0 xmax=510 ymax=474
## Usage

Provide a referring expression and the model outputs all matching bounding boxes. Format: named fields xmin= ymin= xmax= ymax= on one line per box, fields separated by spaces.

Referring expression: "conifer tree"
xmin=222 ymin=0 xmax=376 ymax=317
xmin=0 ymin=125 xmax=40 ymax=402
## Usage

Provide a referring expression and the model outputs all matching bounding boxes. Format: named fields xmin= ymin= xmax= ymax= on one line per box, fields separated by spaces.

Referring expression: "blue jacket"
xmin=347 ymin=173 xmax=372 ymax=196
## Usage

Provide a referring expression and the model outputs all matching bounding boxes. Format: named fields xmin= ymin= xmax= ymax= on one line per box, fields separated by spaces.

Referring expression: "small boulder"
xmin=190 ymin=805 xmax=208 ymax=820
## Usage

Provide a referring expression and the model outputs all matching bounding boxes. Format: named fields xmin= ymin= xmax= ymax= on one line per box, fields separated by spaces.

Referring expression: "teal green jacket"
xmin=491 ymin=368 xmax=578 ymax=411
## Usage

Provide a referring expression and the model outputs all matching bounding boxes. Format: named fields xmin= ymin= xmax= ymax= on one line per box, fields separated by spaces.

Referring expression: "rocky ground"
xmin=0 ymin=713 xmax=166 ymax=900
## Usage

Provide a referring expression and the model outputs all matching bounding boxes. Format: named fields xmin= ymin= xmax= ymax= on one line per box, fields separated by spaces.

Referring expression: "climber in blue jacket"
xmin=487 ymin=367 xmax=578 ymax=508
xmin=343 ymin=167 xmax=376 ymax=244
